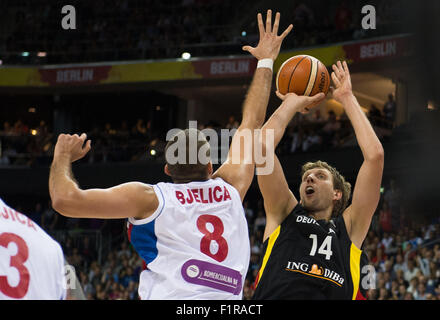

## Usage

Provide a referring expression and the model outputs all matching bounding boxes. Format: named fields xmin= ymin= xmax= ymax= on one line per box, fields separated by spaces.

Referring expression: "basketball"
xmin=276 ymin=55 xmax=330 ymax=96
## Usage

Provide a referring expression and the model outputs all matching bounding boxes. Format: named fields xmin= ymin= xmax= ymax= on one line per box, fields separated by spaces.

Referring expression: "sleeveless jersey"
xmin=0 ymin=198 xmax=66 ymax=300
xmin=127 ymin=178 xmax=250 ymax=300
xmin=253 ymin=204 xmax=365 ymax=300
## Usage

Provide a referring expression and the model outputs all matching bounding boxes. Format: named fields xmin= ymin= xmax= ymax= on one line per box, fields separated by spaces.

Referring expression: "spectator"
xmin=253 ymin=210 xmax=266 ymax=234
xmin=405 ymin=259 xmax=420 ymax=283
xmin=243 ymin=201 xmax=255 ymax=224
xmin=393 ymin=254 xmax=406 ymax=275
xmin=414 ymin=282 xmax=428 ymax=300
xmin=301 ymin=128 xmax=322 ymax=152
xmin=368 ymin=104 xmax=383 ymax=127
xmin=29 ymin=202 xmax=43 ymax=225
xmin=41 ymin=200 xmax=58 ymax=232
xmin=225 ymin=116 xmax=239 ymax=130
xmin=383 ymin=94 xmax=397 ymax=128
xmin=379 ymin=201 xmax=393 ymax=234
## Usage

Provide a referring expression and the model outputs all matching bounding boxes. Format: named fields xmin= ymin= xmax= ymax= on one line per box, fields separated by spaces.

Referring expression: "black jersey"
xmin=252 ymin=204 xmax=365 ymax=300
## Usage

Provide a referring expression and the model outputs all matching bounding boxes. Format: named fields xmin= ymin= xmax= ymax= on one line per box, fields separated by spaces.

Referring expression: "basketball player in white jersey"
xmin=48 ymin=10 xmax=318 ymax=299
xmin=0 ymin=197 xmax=85 ymax=300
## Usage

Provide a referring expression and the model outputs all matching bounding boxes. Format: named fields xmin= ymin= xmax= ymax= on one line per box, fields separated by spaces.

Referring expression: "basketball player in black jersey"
xmin=252 ymin=61 xmax=383 ymax=299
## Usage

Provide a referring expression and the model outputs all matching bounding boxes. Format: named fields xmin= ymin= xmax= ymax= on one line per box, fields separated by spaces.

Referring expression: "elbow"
xmin=51 ymin=195 xmax=69 ymax=217
xmin=50 ymin=190 xmax=80 ymax=217
xmin=366 ymin=144 xmax=385 ymax=163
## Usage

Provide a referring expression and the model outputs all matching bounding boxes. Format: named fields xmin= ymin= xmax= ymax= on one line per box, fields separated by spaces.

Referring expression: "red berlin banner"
xmin=39 ymin=65 xmax=112 ymax=86
xmin=192 ymin=57 xmax=257 ymax=79
xmin=343 ymin=35 xmax=413 ymax=63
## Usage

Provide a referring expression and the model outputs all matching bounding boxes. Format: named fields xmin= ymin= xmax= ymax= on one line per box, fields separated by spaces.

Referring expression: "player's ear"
xmin=333 ymin=189 xmax=342 ymax=201
xmin=207 ymin=162 xmax=213 ymax=176
xmin=164 ymin=164 xmax=171 ymax=177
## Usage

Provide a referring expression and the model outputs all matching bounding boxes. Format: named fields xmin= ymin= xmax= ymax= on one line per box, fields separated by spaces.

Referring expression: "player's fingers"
xmin=342 ymin=61 xmax=349 ymax=74
xmin=279 ymin=24 xmax=293 ymax=40
xmin=332 ymin=64 xmax=341 ymax=79
xmin=272 ymin=12 xmax=280 ymax=35
xmin=309 ymin=92 xmax=325 ymax=103
xmin=242 ymin=45 xmax=254 ymax=53
xmin=275 ymin=90 xmax=286 ymax=100
xmin=337 ymin=61 xmax=344 ymax=76
xmin=301 ymin=107 xmax=310 ymax=114
xmin=331 ymin=72 xmax=341 ymax=87
xmin=265 ymin=9 xmax=272 ymax=34
xmin=83 ymin=140 xmax=92 ymax=154
xmin=257 ymin=13 xmax=264 ymax=38
xmin=79 ymin=133 xmax=87 ymax=142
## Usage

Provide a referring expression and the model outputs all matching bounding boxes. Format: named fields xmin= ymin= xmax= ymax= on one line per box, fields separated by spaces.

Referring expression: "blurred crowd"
xmin=0 ymin=0 xmax=406 ymax=65
xmin=0 ymin=94 xmax=396 ymax=167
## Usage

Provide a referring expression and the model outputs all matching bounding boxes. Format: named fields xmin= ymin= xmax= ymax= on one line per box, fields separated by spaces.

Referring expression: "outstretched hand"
xmin=54 ymin=133 xmax=92 ymax=163
xmin=242 ymin=10 xmax=293 ymax=61
xmin=330 ymin=61 xmax=353 ymax=103
xmin=276 ymin=91 xmax=326 ymax=114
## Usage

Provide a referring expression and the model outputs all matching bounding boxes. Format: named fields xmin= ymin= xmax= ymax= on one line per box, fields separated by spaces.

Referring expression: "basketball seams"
xmin=276 ymin=57 xmax=296 ymax=93
xmin=302 ymin=56 xmax=313 ymax=96
xmin=303 ymin=56 xmax=319 ymax=96
xmin=287 ymin=55 xmax=308 ymax=95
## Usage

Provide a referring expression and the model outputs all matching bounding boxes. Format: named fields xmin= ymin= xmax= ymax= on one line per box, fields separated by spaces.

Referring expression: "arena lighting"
xmin=21 ymin=51 xmax=30 ymax=57
xmin=181 ymin=52 xmax=191 ymax=60
xmin=150 ymin=149 xmax=157 ymax=156
xmin=37 ymin=51 xmax=47 ymax=57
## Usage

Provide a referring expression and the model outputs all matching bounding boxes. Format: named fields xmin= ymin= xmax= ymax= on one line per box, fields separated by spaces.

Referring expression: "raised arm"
xmin=213 ymin=10 xmax=292 ymax=201
xmin=49 ymin=133 xmax=159 ymax=219
xmin=332 ymin=61 xmax=384 ymax=249
xmin=257 ymin=91 xmax=325 ymax=240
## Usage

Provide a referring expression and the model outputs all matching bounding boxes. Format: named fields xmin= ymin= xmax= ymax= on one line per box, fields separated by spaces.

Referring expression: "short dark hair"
xmin=301 ymin=160 xmax=351 ymax=217
xmin=165 ymin=128 xmax=211 ymax=183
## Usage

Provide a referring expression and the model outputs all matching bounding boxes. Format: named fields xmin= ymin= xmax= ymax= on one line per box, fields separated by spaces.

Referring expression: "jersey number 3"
xmin=309 ymin=234 xmax=333 ymax=260
xmin=197 ymin=215 xmax=228 ymax=262
xmin=0 ymin=233 xmax=30 ymax=299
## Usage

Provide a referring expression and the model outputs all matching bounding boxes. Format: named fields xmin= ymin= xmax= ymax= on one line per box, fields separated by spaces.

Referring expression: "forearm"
xmin=241 ymin=67 xmax=273 ymax=129
xmin=341 ymin=93 xmax=384 ymax=160
xmin=261 ymin=100 xmax=298 ymax=149
xmin=49 ymin=156 xmax=81 ymax=212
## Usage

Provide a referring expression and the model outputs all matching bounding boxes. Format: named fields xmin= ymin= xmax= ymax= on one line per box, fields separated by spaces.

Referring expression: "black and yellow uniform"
xmin=253 ymin=203 xmax=365 ymax=300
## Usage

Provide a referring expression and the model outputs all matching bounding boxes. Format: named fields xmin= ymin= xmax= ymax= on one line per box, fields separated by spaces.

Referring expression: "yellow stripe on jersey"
xmin=349 ymin=242 xmax=362 ymax=300
xmin=255 ymin=225 xmax=281 ymax=287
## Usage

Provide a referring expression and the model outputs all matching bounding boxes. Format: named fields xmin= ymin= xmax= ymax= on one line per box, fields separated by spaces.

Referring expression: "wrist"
xmin=257 ymin=58 xmax=274 ymax=71
xmin=53 ymin=153 xmax=72 ymax=164
xmin=338 ymin=92 xmax=356 ymax=104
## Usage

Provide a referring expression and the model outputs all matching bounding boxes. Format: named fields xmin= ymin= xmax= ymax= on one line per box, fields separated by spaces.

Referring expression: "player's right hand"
xmin=242 ymin=10 xmax=293 ymax=62
xmin=54 ymin=133 xmax=92 ymax=163
xmin=276 ymin=91 xmax=325 ymax=114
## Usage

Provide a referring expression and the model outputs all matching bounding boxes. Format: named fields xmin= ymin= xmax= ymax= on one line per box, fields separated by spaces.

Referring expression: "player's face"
xmin=299 ymin=168 xmax=336 ymax=212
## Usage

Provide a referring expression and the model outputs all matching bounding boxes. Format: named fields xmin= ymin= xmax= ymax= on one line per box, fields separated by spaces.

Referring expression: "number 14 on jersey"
xmin=309 ymin=234 xmax=333 ymax=260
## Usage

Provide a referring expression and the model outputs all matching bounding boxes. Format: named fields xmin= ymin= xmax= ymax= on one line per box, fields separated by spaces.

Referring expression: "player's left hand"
xmin=330 ymin=61 xmax=353 ymax=103
xmin=276 ymin=90 xmax=325 ymax=114
xmin=242 ymin=10 xmax=293 ymax=61
xmin=54 ymin=133 xmax=92 ymax=163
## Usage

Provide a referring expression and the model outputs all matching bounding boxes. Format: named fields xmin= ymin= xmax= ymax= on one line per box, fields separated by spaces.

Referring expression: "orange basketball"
xmin=276 ymin=55 xmax=330 ymax=96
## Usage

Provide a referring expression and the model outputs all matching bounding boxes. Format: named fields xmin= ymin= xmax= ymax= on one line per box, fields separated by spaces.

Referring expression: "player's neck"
xmin=309 ymin=208 xmax=332 ymax=221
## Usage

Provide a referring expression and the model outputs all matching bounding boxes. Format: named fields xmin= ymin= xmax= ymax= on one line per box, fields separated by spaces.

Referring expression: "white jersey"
xmin=0 ymin=198 xmax=66 ymax=300
xmin=127 ymin=178 xmax=250 ymax=300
